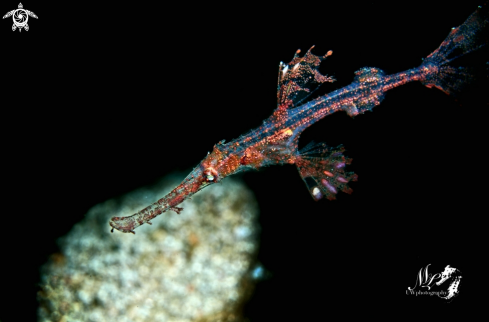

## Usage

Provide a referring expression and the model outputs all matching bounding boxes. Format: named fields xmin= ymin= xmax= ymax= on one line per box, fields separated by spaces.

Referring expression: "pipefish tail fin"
xmin=421 ymin=3 xmax=489 ymax=96
xmin=296 ymin=142 xmax=357 ymax=201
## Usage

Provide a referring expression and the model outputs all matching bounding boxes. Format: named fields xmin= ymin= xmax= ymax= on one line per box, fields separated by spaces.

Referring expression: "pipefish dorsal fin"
xmin=277 ymin=46 xmax=335 ymax=110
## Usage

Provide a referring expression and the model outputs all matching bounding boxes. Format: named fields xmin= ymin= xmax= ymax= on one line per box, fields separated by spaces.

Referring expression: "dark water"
xmin=1 ymin=1 xmax=485 ymax=321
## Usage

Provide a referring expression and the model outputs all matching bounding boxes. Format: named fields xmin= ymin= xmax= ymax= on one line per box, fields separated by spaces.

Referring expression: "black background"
xmin=0 ymin=1 xmax=486 ymax=321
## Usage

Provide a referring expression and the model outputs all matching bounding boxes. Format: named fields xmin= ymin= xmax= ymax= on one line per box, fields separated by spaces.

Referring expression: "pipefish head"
xmin=109 ymin=215 xmax=138 ymax=234
xmin=109 ymin=142 xmax=241 ymax=234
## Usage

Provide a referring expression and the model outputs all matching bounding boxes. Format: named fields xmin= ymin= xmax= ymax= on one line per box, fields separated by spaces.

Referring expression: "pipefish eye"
xmin=203 ymin=168 xmax=218 ymax=182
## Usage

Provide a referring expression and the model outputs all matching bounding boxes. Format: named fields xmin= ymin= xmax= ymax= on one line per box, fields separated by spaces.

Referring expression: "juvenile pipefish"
xmin=110 ymin=5 xmax=488 ymax=234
